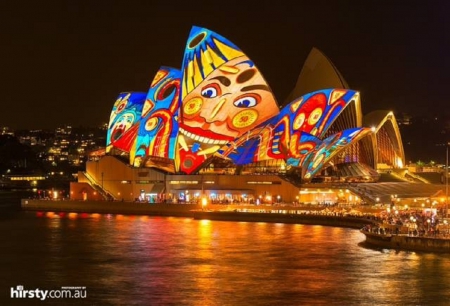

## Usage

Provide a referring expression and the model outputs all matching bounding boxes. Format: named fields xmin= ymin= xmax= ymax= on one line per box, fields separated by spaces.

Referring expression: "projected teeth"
xmin=178 ymin=127 xmax=228 ymax=145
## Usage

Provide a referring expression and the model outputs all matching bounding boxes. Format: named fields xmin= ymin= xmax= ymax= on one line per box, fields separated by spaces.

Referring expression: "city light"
xmin=201 ymin=197 xmax=208 ymax=209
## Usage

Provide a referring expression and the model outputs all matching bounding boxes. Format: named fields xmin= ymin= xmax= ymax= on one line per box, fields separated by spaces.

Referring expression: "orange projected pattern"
xmin=105 ymin=26 xmax=377 ymax=180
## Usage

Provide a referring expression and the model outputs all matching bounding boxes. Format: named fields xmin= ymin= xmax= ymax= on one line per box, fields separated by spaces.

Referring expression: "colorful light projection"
xmin=131 ymin=67 xmax=181 ymax=167
xmin=286 ymin=132 xmax=322 ymax=168
xmin=303 ymin=127 xmax=372 ymax=179
xmin=106 ymin=92 xmax=146 ymax=153
xmin=177 ymin=26 xmax=280 ymax=174
xmin=218 ymin=89 xmax=359 ymax=166
xmin=105 ymin=26 xmax=373 ymax=180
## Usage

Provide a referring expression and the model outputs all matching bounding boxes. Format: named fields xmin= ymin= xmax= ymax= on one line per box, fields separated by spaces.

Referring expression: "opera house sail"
xmin=73 ymin=26 xmax=406 ymax=202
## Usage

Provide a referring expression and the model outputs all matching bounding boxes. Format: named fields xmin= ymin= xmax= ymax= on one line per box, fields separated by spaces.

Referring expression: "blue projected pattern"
xmin=106 ymin=92 xmax=146 ymax=153
xmin=105 ymin=26 xmax=381 ymax=180
xmin=132 ymin=67 xmax=181 ymax=167
xmin=218 ymin=89 xmax=359 ymax=166
xmin=304 ymin=127 xmax=371 ymax=179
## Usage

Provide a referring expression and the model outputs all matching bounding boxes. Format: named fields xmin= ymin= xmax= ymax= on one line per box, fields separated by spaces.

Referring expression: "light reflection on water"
xmin=1 ymin=211 xmax=450 ymax=305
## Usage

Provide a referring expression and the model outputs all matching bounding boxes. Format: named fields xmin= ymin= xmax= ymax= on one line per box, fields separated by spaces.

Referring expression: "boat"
xmin=360 ymin=226 xmax=450 ymax=253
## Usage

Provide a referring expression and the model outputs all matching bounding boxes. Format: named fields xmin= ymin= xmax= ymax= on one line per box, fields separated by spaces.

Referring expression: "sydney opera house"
xmin=71 ymin=26 xmax=410 ymax=204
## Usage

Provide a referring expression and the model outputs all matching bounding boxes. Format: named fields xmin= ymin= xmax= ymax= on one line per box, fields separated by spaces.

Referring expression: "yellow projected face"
xmin=181 ymin=56 xmax=278 ymax=142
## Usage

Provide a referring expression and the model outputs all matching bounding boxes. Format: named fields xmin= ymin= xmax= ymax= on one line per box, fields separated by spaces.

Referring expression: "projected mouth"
xmin=178 ymin=125 xmax=232 ymax=145
xmin=112 ymin=127 xmax=124 ymax=141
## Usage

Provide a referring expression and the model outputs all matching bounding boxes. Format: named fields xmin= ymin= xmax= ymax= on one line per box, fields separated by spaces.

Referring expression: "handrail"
xmin=82 ymin=172 xmax=116 ymax=200
xmin=405 ymin=172 xmax=431 ymax=184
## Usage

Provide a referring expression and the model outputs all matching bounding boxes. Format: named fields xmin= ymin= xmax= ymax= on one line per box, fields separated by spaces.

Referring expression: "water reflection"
xmin=1 ymin=213 xmax=450 ymax=305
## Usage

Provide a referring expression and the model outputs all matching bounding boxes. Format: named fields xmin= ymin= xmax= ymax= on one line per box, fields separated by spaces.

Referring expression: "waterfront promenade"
xmin=22 ymin=199 xmax=450 ymax=252
xmin=21 ymin=199 xmax=380 ymax=229
xmin=21 ymin=199 xmax=201 ymax=217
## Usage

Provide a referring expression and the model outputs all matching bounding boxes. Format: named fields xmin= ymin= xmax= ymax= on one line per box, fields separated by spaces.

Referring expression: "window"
xmin=247 ymin=181 xmax=281 ymax=185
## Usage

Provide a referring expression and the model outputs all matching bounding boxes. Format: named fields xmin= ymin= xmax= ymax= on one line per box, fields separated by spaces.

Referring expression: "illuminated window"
xmin=169 ymin=181 xmax=199 ymax=184
xmin=10 ymin=176 xmax=45 ymax=181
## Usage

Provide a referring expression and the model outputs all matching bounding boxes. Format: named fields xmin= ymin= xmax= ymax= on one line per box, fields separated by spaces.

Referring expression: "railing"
xmin=405 ymin=172 xmax=431 ymax=184
xmin=277 ymin=174 xmax=302 ymax=187
xmin=389 ymin=171 xmax=409 ymax=182
xmin=346 ymin=184 xmax=378 ymax=205
xmin=82 ymin=172 xmax=116 ymax=200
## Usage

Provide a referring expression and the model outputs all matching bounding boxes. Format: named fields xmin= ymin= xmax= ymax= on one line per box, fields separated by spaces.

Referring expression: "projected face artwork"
xmin=106 ymin=92 xmax=146 ymax=152
xmin=304 ymin=127 xmax=371 ymax=179
xmin=176 ymin=26 xmax=279 ymax=174
xmin=290 ymin=93 xmax=327 ymax=136
xmin=108 ymin=93 xmax=130 ymax=128
xmin=218 ymin=89 xmax=359 ymax=168
xmin=132 ymin=67 xmax=181 ymax=167
xmin=286 ymin=132 xmax=322 ymax=167
xmin=181 ymin=56 xmax=278 ymax=140
xmin=104 ymin=26 xmax=390 ymax=181
xmin=111 ymin=112 xmax=135 ymax=142
xmin=179 ymin=58 xmax=279 ymax=173
xmin=178 ymin=57 xmax=280 ymax=171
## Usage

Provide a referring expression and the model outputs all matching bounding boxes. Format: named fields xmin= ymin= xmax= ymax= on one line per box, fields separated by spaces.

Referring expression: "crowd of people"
xmin=363 ymin=208 xmax=449 ymax=238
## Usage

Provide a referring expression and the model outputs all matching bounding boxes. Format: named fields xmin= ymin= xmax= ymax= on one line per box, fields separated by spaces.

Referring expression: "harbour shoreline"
xmin=21 ymin=199 xmax=450 ymax=252
xmin=20 ymin=199 xmax=378 ymax=228
xmin=192 ymin=211 xmax=375 ymax=229
xmin=360 ymin=230 xmax=450 ymax=253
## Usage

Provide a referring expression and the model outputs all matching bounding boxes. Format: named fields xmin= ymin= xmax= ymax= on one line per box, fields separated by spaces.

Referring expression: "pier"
xmin=21 ymin=199 xmax=379 ymax=229
xmin=360 ymin=230 xmax=450 ymax=252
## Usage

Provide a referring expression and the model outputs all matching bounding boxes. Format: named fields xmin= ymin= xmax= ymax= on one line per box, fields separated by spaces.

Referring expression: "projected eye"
xmin=117 ymin=101 xmax=127 ymax=113
xmin=293 ymin=113 xmax=305 ymax=130
xmin=308 ymin=108 xmax=323 ymax=125
xmin=233 ymin=94 xmax=259 ymax=108
xmin=201 ymin=84 xmax=221 ymax=98
xmin=145 ymin=118 xmax=158 ymax=131
xmin=157 ymin=80 xmax=179 ymax=101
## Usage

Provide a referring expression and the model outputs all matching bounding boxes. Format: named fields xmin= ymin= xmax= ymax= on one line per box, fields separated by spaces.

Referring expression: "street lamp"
xmin=446 ymin=143 xmax=449 ymax=218
xmin=390 ymin=194 xmax=397 ymax=208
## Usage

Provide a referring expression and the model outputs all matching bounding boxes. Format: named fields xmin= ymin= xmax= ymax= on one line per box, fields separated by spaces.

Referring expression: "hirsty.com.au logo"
xmin=10 ymin=285 xmax=87 ymax=300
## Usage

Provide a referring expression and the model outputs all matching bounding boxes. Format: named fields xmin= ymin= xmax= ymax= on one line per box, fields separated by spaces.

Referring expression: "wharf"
xmin=22 ymin=199 xmax=450 ymax=253
xmin=192 ymin=211 xmax=375 ymax=229
xmin=21 ymin=199 xmax=378 ymax=229
xmin=21 ymin=199 xmax=200 ymax=217
xmin=360 ymin=230 xmax=450 ymax=252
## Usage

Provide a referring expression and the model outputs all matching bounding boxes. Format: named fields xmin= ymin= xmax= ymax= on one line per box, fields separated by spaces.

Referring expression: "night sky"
xmin=1 ymin=0 xmax=449 ymax=130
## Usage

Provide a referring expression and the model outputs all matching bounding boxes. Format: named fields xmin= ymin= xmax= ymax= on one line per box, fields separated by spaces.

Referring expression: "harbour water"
xmin=1 ymin=193 xmax=450 ymax=305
